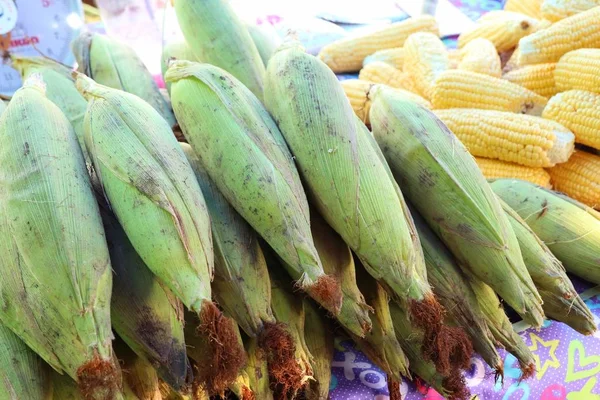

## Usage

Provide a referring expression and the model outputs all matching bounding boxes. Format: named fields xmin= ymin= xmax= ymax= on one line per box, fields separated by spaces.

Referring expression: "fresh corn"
xmin=341 ymin=79 xmax=430 ymax=125
xmin=317 ymin=15 xmax=439 ymax=73
xmin=475 ymin=157 xmax=552 ymax=187
xmin=403 ymin=32 xmax=449 ymax=99
xmin=518 ymin=6 xmax=600 ymax=64
xmin=173 ymin=0 xmax=265 ymax=99
xmin=358 ymin=62 xmax=417 ymax=92
xmin=363 ymin=47 xmax=404 ymax=69
xmin=166 ymin=61 xmax=342 ymax=315
xmin=76 ymin=74 xmax=245 ymax=395
xmin=161 ymin=40 xmax=197 ymax=95
xmin=72 ymin=32 xmax=176 ymax=127
xmin=160 ymin=381 xmax=202 ymax=400
xmin=432 ymin=70 xmax=548 ymax=115
xmin=490 ymin=179 xmax=600 ymax=284
xmin=500 ymin=200 xmax=596 ymax=335
xmin=547 ymin=150 xmax=600 ymax=208
xmin=304 ymin=299 xmax=334 ymax=400
xmin=0 ymin=75 xmax=120 ymax=399
xmin=434 ymin=109 xmax=574 ymax=167
xmin=543 ymin=90 xmax=600 ymax=150
xmin=541 ymin=0 xmax=600 ymax=21
xmin=555 ymin=49 xmax=600 ymax=93
xmin=370 ymin=87 xmax=545 ymax=327
xmin=503 ymin=63 xmax=558 ymax=97
xmin=458 ymin=38 xmax=502 ymax=77
xmin=244 ymin=337 xmax=273 ymax=400
xmin=505 ymin=0 xmax=543 ymax=18
xmin=458 ymin=12 xmax=540 ymax=52
xmin=503 ymin=46 xmax=522 ymax=73
xmin=114 ymin=338 xmax=163 ymax=400
xmin=182 ymin=143 xmax=275 ymax=337
xmin=447 ymin=48 xmax=462 ymax=69
xmin=228 ymin=371 xmax=253 ymax=400
xmin=246 ymin=22 xmax=282 ymax=67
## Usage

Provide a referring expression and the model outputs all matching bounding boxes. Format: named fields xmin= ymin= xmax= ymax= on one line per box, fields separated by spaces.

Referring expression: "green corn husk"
xmin=166 ymin=61 xmax=342 ymax=315
xmin=468 ymin=280 xmax=536 ymax=378
xmin=499 ymin=199 xmax=596 ymax=335
xmin=75 ymin=74 xmax=244 ymax=395
xmin=72 ymin=32 xmax=176 ymax=128
xmin=0 ymin=323 xmax=52 ymax=399
xmin=102 ymin=208 xmax=191 ymax=389
xmin=181 ymin=143 xmax=275 ymax=337
xmin=244 ymin=337 xmax=273 ymax=400
xmin=490 ymin=179 xmax=600 ymax=285
xmin=311 ymin=211 xmax=372 ymax=338
xmin=0 ymin=75 xmax=121 ymax=399
xmin=304 ymin=299 xmax=334 ymax=400
xmin=161 ymin=41 xmax=197 ymax=96
xmin=114 ymin=338 xmax=162 ymax=400
xmin=159 ymin=381 xmax=200 ymax=400
xmin=351 ymin=263 xmax=410 ymax=381
xmin=51 ymin=370 xmax=141 ymax=400
xmin=227 ymin=371 xmax=253 ymax=400
xmin=173 ymin=0 xmax=265 ymax=100
xmin=246 ymin=23 xmax=281 ymax=67
xmin=389 ymin=303 xmax=470 ymax=400
xmin=410 ymin=205 xmax=502 ymax=374
xmin=369 ymin=86 xmax=545 ymax=328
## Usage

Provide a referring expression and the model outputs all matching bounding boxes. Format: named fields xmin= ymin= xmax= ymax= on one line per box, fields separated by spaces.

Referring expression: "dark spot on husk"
xmin=418 ymin=170 xmax=437 ymax=188
xmin=537 ymin=199 xmax=548 ymax=219
xmin=23 ymin=142 xmax=29 ymax=156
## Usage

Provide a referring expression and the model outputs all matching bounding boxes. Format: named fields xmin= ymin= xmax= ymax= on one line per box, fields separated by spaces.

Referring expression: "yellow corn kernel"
xmin=363 ymin=47 xmax=404 ymax=70
xmin=403 ymin=32 xmax=449 ymax=99
xmin=447 ymin=48 xmax=461 ymax=69
xmin=434 ymin=108 xmax=575 ymax=167
xmin=340 ymin=79 xmax=431 ymax=124
xmin=317 ymin=15 xmax=439 ymax=73
xmin=358 ymin=62 xmax=416 ymax=92
xmin=503 ymin=63 xmax=558 ymax=97
xmin=518 ymin=6 xmax=600 ymax=65
xmin=505 ymin=0 xmax=543 ymax=18
xmin=475 ymin=157 xmax=552 ymax=187
xmin=555 ymin=49 xmax=600 ymax=93
xmin=458 ymin=12 xmax=540 ymax=52
xmin=458 ymin=38 xmax=502 ymax=77
xmin=432 ymin=69 xmax=548 ymax=115
xmin=541 ymin=0 xmax=600 ymax=22
xmin=547 ymin=151 xmax=600 ymax=208
xmin=542 ymin=90 xmax=600 ymax=150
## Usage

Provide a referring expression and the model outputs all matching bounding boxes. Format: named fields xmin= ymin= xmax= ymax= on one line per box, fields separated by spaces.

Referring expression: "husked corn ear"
xmin=246 ymin=23 xmax=282 ymax=67
xmin=503 ymin=46 xmax=522 ymax=73
xmin=503 ymin=62 xmax=558 ymax=97
xmin=341 ymin=79 xmax=430 ymax=125
xmin=432 ymin=70 xmax=548 ymax=115
xmin=505 ymin=0 xmax=543 ymax=18
xmin=363 ymin=47 xmax=404 ymax=69
xmin=0 ymin=76 xmax=121 ymax=399
xmin=491 ymin=179 xmax=600 ymax=284
xmin=518 ymin=6 xmax=600 ymax=64
xmin=541 ymin=0 xmax=600 ymax=21
xmin=161 ymin=40 xmax=197 ymax=95
xmin=458 ymin=38 xmax=502 ymax=77
xmin=114 ymin=339 xmax=162 ymax=400
xmin=304 ymin=300 xmax=334 ymax=400
xmin=547 ymin=150 xmax=600 ymax=208
xmin=318 ymin=15 xmax=439 ymax=73
xmin=403 ymin=32 xmax=449 ymax=99
xmin=166 ymin=61 xmax=342 ymax=315
xmin=447 ymin=48 xmax=461 ymax=69
xmin=555 ymin=49 xmax=600 ymax=93
xmin=434 ymin=109 xmax=575 ymax=167
xmin=458 ymin=12 xmax=540 ymax=52
xmin=244 ymin=337 xmax=273 ymax=400
xmin=475 ymin=157 xmax=552 ymax=187
xmin=543 ymin=90 xmax=600 ymax=150
xmin=358 ymin=61 xmax=416 ymax=92
xmin=72 ymin=32 xmax=176 ymax=127
xmin=174 ymin=0 xmax=265 ymax=99
xmin=370 ymin=88 xmax=545 ymax=327
xmin=500 ymin=200 xmax=596 ymax=335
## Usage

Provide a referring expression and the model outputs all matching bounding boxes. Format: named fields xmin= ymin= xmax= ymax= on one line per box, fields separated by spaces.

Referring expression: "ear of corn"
xmin=555 ymin=49 xmax=600 ymax=94
xmin=403 ymin=32 xmax=449 ymax=99
xmin=0 ymin=75 xmax=120 ymax=399
xmin=504 ymin=0 xmax=543 ymax=18
xmin=370 ymin=87 xmax=545 ymax=327
xmin=363 ymin=47 xmax=404 ymax=70
xmin=458 ymin=38 xmax=502 ymax=77
xmin=358 ymin=62 xmax=417 ymax=92
xmin=244 ymin=337 xmax=273 ymax=400
xmin=502 ymin=46 xmax=523 ymax=73
xmin=303 ymin=299 xmax=334 ymax=400
xmin=503 ymin=63 xmax=558 ymax=98
xmin=227 ymin=371 xmax=253 ymax=400
xmin=458 ymin=12 xmax=540 ymax=52
xmin=547 ymin=150 xmax=600 ymax=208
xmin=181 ymin=143 xmax=274 ymax=337
xmin=518 ymin=6 xmax=600 ymax=64
xmin=161 ymin=41 xmax=197 ymax=96
xmin=173 ymin=0 xmax=265 ymax=100
xmin=246 ymin=23 xmax=282 ymax=67
xmin=0 ymin=323 xmax=52 ymax=400
xmin=432 ymin=69 xmax=548 ymax=115
xmin=474 ymin=157 xmax=552 ymax=188
xmin=434 ymin=109 xmax=574 ymax=167
xmin=72 ymin=32 xmax=176 ymax=128
xmin=166 ymin=61 xmax=342 ymax=315
xmin=113 ymin=338 xmax=163 ymax=400
xmin=541 ymin=0 xmax=600 ymax=21
xmin=490 ymin=179 xmax=600 ymax=285
xmin=159 ymin=381 xmax=201 ymax=400
xmin=499 ymin=199 xmax=596 ymax=335
xmin=317 ymin=15 xmax=439 ymax=73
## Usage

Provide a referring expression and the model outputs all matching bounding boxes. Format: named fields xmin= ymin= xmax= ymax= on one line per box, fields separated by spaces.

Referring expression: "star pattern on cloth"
xmin=528 ymin=332 xmax=560 ymax=380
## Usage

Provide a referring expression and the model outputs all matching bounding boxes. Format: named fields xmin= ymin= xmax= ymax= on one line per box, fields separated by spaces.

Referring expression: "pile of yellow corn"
xmin=0 ymin=1 xmax=598 ymax=399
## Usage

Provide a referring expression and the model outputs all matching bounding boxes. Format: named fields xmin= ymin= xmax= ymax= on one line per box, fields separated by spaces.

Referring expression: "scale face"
xmin=0 ymin=0 xmax=83 ymax=95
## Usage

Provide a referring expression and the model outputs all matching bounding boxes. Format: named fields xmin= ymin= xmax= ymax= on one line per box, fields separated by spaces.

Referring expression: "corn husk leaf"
xmin=114 ymin=338 xmax=162 ymax=400
xmin=161 ymin=41 xmax=197 ymax=96
xmin=246 ymin=23 xmax=281 ymax=67
xmin=304 ymin=299 xmax=334 ymax=400
xmin=244 ymin=337 xmax=273 ymax=400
